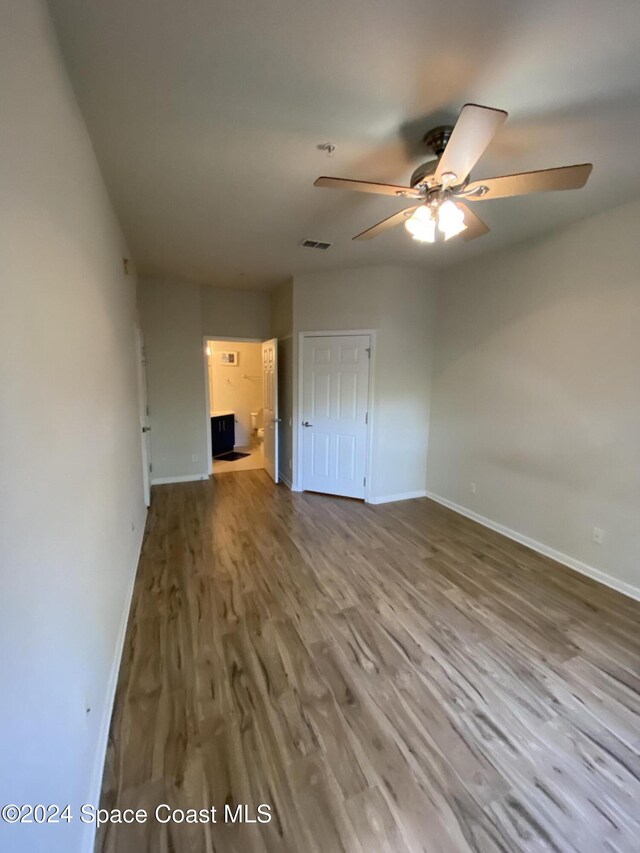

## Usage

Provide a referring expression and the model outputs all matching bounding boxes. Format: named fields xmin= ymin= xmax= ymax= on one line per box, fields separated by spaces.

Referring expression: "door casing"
xmin=262 ymin=338 xmax=279 ymax=484
xmin=203 ymin=335 xmax=264 ymax=475
xmin=135 ymin=325 xmax=151 ymax=506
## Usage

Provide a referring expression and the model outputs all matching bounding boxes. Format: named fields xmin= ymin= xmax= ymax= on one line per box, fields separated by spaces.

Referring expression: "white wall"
xmin=427 ymin=199 xmax=640 ymax=597
xmin=208 ymin=340 xmax=263 ymax=446
xmin=0 ymin=3 xmax=146 ymax=852
xmin=139 ymin=278 xmax=271 ymax=481
xmin=293 ymin=267 xmax=437 ymax=502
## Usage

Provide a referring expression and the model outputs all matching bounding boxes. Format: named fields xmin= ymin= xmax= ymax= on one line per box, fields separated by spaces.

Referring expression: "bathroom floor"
xmin=212 ymin=442 xmax=264 ymax=475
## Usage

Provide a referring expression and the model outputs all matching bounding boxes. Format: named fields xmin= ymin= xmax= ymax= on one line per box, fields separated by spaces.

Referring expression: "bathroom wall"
xmin=208 ymin=340 xmax=263 ymax=447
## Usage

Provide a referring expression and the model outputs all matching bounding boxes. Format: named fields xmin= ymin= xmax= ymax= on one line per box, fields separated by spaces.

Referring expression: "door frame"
xmin=262 ymin=338 xmax=279 ymax=484
xmin=203 ymin=335 xmax=264 ymax=475
xmin=296 ymin=330 xmax=376 ymax=503
xmin=135 ymin=324 xmax=151 ymax=506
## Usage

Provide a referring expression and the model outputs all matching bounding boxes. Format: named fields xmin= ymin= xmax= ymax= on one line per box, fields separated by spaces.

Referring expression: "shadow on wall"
xmin=277 ymin=336 xmax=293 ymax=483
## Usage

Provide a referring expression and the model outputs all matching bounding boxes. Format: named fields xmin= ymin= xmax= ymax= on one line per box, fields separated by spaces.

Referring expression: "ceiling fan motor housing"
xmin=410 ymin=125 xmax=469 ymax=190
xmin=424 ymin=125 xmax=454 ymax=157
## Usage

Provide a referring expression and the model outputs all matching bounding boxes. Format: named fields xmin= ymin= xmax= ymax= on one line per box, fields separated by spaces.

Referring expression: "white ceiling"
xmin=50 ymin=0 xmax=640 ymax=290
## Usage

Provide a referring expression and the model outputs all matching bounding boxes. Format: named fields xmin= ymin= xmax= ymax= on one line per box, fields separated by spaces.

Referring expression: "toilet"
xmin=250 ymin=409 xmax=265 ymax=443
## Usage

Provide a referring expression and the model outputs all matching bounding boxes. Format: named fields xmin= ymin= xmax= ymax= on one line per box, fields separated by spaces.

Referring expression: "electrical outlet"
xmin=192 ymin=453 xmax=199 ymax=462
xmin=592 ymin=527 xmax=605 ymax=545
xmin=469 ymin=482 xmax=477 ymax=495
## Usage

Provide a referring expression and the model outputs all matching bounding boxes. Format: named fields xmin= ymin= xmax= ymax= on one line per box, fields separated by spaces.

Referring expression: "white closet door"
xmin=301 ymin=335 xmax=370 ymax=499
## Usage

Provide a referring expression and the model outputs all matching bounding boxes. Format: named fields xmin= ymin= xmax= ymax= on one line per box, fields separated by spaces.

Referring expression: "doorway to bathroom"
xmin=205 ymin=338 xmax=265 ymax=475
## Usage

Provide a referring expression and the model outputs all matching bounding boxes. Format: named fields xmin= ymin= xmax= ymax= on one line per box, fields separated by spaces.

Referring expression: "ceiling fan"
xmin=314 ymin=104 xmax=593 ymax=243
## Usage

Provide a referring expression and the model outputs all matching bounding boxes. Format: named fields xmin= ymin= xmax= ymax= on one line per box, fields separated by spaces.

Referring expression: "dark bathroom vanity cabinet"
xmin=211 ymin=412 xmax=235 ymax=456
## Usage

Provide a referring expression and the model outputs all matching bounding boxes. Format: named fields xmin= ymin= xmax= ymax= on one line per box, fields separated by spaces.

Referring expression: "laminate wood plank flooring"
xmin=97 ymin=471 xmax=640 ymax=852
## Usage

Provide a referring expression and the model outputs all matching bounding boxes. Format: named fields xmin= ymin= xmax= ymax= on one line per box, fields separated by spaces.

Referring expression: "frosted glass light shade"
xmin=405 ymin=206 xmax=436 ymax=242
xmin=438 ymin=199 xmax=466 ymax=239
xmin=404 ymin=199 xmax=467 ymax=243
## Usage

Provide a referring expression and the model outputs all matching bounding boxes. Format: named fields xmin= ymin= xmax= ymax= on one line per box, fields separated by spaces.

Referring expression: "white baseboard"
xmin=368 ymin=490 xmax=428 ymax=505
xmin=425 ymin=492 xmax=640 ymax=603
xmin=151 ymin=473 xmax=208 ymax=485
xmin=83 ymin=511 xmax=147 ymax=852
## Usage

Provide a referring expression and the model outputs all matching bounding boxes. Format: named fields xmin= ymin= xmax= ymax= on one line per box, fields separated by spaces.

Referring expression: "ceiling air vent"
xmin=300 ymin=239 xmax=332 ymax=250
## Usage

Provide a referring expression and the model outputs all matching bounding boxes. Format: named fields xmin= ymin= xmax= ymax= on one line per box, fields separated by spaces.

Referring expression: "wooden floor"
xmin=98 ymin=472 xmax=640 ymax=853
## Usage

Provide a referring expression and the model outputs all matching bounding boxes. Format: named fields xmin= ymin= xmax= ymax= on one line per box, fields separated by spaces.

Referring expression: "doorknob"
xmin=302 ymin=421 xmax=313 ymax=427
xmin=142 ymin=426 xmax=151 ymax=433
xmin=273 ymin=417 xmax=282 ymax=423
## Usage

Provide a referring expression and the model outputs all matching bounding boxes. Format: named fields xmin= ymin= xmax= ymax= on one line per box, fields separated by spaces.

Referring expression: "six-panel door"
xmin=301 ymin=335 xmax=370 ymax=499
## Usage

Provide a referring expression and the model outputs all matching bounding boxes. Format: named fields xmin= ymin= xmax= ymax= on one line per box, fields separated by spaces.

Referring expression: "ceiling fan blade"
xmin=352 ymin=206 xmax=420 ymax=241
xmin=435 ymin=104 xmax=508 ymax=185
xmin=456 ymin=201 xmax=490 ymax=241
xmin=464 ymin=163 xmax=593 ymax=200
xmin=314 ymin=176 xmax=421 ymax=198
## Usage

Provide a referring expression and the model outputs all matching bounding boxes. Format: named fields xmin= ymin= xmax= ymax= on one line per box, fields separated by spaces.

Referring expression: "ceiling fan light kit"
xmin=405 ymin=197 xmax=467 ymax=243
xmin=314 ymin=103 xmax=593 ymax=246
xmin=405 ymin=206 xmax=437 ymax=242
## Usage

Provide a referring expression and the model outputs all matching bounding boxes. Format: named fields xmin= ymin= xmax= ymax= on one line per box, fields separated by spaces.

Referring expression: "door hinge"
xmin=365 ymin=347 xmax=371 ymax=359
xmin=363 ymin=476 xmax=366 ymax=486
xmin=149 ymin=462 xmax=153 ymax=473
xmin=365 ymin=412 xmax=368 ymax=424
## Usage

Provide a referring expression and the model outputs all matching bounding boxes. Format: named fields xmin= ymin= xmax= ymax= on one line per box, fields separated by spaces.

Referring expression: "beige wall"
xmin=209 ymin=340 xmax=263 ymax=446
xmin=276 ymin=336 xmax=295 ymax=484
xmin=270 ymin=278 xmax=293 ymax=339
xmin=202 ymin=284 xmax=271 ymax=339
xmin=139 ymin=278 xmax=208 ymax=482
xmin=271 ymin=281 xmax=294 ymax=482
xmin=293 ymin=266 xmax=438 ymax=502
xmin=427 ymin=198 xmax=640 ymax=597
xmin=0 ymin=3 xmax=146 ymax=851
xmin=139 ymin=278 xmax=271 ymax=480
